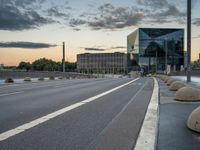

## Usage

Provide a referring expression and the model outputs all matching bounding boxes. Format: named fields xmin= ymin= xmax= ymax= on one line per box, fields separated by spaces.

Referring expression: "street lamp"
xmin=187 ymin=0 xmax=191 ymax=82
xmin=62 ymin=42 xmax=66 ymax=72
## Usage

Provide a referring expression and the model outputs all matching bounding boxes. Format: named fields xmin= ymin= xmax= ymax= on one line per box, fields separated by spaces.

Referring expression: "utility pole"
xmin=187 ymin=0 xmax=191 ymax=82
xmin=165 ymin=39 xmax=168 ymax=75
xmin=62 ymin=42 xmax=65 ymax=72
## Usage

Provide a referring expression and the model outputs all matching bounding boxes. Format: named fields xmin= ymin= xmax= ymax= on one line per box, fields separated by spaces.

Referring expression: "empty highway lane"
xmin=0 ymin=77 xmax=154 ymax=150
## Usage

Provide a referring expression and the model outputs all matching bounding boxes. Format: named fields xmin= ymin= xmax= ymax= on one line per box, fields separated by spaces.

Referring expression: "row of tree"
xmin=191 ymin=58 xmax=200 ymax=69
xmin=18 ymin=58 xmax=76 ymax=72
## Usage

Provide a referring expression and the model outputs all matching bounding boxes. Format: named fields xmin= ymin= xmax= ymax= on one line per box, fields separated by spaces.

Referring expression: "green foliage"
xmin=65 ymin=62 xmax=76 ymax=72
xmin=18 ymin=61 xmax=32 ymax=71
xmin=32 ymin=58 xmax=61 ymax=71
xmin=16 ymin=58 xmax=77 ymax=72
xmin=191 ymin=59 xmax=200 ymax=69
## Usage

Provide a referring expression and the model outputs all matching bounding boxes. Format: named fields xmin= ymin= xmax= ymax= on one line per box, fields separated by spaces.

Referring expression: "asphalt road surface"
xmin=0 ymin=77 xmax=153 ymax=150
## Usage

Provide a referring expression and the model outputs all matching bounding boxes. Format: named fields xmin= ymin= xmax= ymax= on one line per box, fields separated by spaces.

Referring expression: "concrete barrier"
xmin=169 ymin=81 xmax=186 ymax=91
xmin=58 ymin=76 xmax=64 ymax=80
xmin=38 ymin=77 xmax=44 ymax=81
xmin=24 ymin=77 xmax=31 ymax=82
xmin=166 ymin=79 xmax=176 ymax=86
xmin=164 ymin=77 xmax=170 ymax=83
xmin=5 ymin=78 xmax=14 ymax=83
xmin=187 ymin=106 xmax=200 ymax=133
xmin=49 ymin=76 xmax=55 ymax=80
xmin=175 ymin=87 xmax=200 ymax=101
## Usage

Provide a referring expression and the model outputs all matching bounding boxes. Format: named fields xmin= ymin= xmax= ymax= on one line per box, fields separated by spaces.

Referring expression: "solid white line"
xmin=134 ymin=77 xmax=159 ymax=150
xmin=0 ymin=78 xmax=139 ymax=141
xmin=0 ymin=91 xmax=25 ymax=97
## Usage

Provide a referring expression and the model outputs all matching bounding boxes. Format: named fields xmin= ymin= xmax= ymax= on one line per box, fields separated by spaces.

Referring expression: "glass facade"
xmin=127 ymin=28 xmax=184 ymax=72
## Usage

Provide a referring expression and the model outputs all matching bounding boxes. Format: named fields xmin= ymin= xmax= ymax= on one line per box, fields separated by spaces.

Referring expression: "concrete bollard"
xmin=5 ymin=78 xmax=14 ymax=83
xmin=58 ymin=76 xmax=64 ymax=80
xmin=187 ymin=106 xmax=200 ymax=133
xmin=49 ymin=76 xmax=55 ymax=80
xmin=38 ymin=77 xmax=44 ymax=81
xmin=169 ymin=81 xmax=186 ymax=91
xmin=24 ymin=77 xmax=32 ymax=82
xmin=164 ymin=77 xmax=170 ymax=83
xmin=175 ymin=87 xmax=200 ymax=101
xmin=167 ymin=79 xmax=176 ymax=86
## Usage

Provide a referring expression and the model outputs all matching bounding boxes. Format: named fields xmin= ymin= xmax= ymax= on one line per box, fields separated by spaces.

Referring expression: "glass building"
xmin=127 ymin=28 xmax=184 ymax=73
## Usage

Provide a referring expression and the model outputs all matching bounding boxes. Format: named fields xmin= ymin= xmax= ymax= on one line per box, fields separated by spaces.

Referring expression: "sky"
xmin=0 ymin=0 xmax=200 ymax=66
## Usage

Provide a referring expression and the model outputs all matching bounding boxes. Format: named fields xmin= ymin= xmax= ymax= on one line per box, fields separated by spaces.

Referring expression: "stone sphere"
xmin=187 ymin=106 xmax=200 ymax=133
xmin=164 ymin=77 xmax=170 ymax=83
xmin=49 ymin=76 xmax=55 ymax=80
xmin=24 ymin=77 xmax=31 ymax=82
xmin=169 ymin=81 xmax=186 ymax=91
xmin=5 ymin=78 xmax=14 ymax=83
xmin=175 ymin=87 xmax=200 ymax=101
xmin=167 ymin=79 xmax=176 ymax=86
xmin=38 ymin=77 xmax=44 ymax=81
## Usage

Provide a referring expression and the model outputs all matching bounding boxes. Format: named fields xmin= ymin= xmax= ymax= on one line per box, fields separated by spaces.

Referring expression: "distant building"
xmin=77 ymin=52 xmax=127 ymax=74
xmin=127 ymin=28 xmax=184 ymax=73
xmin=0 ymin=64 xmax=4 ymax=70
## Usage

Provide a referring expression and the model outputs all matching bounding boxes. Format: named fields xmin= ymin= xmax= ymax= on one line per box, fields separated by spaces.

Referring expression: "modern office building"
xmin=77 ymin=52 xmax=127 ymax=74
xmin=127 ymin=28 xmax=184 ymax=73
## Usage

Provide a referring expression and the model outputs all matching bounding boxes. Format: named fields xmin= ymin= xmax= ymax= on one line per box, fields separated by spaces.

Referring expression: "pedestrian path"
xmin=156 ymin=78 xmax=200 ymax=150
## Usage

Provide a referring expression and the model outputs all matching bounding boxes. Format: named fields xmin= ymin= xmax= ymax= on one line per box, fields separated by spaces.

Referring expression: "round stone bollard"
xmin=164 ymin=77 xmax=170 ymax=83
xmin=175 ymin=87 xmax=200 ymax=101
xmin=187 ymin=106 xmax=200 ymax=133
xmin=49 ymin=76 xmax=55 ymax=80
xmin=161 ymin=76 xmax=167 ymax=81
xmin=169 ymin=81 xmax=186 ymax=91
xmin=24 ymin=77 xmax=32 ymax=82
xmin=167 ymin=79 xmax=176 ymax=86
xmin=38 ymin=77 xmax=44 ymax=81
xmin=5 ymin=78 xmax=14 ymax=83
xmin=58 ymin=76 xmax=64 ymax=80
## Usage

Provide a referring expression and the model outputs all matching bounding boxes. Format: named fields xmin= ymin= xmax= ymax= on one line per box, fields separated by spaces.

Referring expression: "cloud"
xmin=111 ymin=46 xmax=126 ymax=49
xmin=69 ymin=19 xmax=86 ymax=27
xmin=0 ymin=0 xmax=54 ymax=31
xmin=0 ymin=42 xmax=57 ymax=49
xmin=193 ymin=18 xmax=200 ymax=26
xmin=70 ymin=3 xmax=144 ymax=30
xmin=137 ymin=0 xmax=186 ymax=25
xmin=84 ymin=47 xmax=106 ymax=51
xmin=47 ymin=6 xmax=70 ymax=18
xmin=137 ymin=0 xmax=168 ymax=9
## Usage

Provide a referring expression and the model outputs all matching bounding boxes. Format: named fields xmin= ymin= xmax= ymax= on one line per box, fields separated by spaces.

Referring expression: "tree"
xmin=18 ymin=61 xmax=32 ymax=71
xmin=191 ymin=59 xmax=200 ymax=69
xmin=32 ymin=58 xmax=61 ymax=71
xmin=65 ymin=62 xmax=76 ymax=72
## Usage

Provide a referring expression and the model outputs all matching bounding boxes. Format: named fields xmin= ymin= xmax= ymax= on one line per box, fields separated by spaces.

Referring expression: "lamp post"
xmin=62 ymin=42 xmax=65 ymax=72
xmin=165 ymin=39 xmax=168 ymax=74
xmin=187 ymin=0 xmax=191 ymax=82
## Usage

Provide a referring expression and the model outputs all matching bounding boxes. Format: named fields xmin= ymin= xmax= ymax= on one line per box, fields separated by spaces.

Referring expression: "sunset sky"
xmin=0 ymin=0 xmax=200 ymax=66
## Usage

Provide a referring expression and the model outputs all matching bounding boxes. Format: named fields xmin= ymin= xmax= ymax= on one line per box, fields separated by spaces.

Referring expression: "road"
xmin=0 ymin=77 xmax=154 ymax=150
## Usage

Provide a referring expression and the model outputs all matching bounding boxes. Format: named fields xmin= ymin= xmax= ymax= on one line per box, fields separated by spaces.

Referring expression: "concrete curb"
xmin=134 ymin=77 xmax=159 ymax=150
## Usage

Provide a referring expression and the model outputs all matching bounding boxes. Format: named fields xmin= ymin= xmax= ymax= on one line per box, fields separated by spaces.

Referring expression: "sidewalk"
xmin=171 ymin=76 xmax=200 ymax=88
xmin=156 ymin=78 xmax=200 ymax=150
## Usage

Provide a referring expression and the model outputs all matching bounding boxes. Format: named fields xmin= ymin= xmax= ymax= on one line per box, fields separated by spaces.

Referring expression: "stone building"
xmin=77 ymin=52 xmax=127 ymax=74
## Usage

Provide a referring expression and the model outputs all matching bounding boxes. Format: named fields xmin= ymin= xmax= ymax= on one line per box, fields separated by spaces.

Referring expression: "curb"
xmin=134 ymin=77 xmax=159 ymax=150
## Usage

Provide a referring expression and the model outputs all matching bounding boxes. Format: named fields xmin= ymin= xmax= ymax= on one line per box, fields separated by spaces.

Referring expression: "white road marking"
xmin=134 ymin=77 xmax=159 ymax=150
xmin=0 ymin=78 xmax=139 ymax=141
xmin=0 ymin=91 xmax=25 ymax=97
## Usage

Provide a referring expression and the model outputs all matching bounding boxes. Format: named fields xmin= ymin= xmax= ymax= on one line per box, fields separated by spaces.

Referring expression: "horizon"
xmin=0 ymin=0 xmax=200 ymax=66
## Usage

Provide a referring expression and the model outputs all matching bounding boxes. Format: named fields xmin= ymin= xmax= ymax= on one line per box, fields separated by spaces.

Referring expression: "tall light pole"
xmin=62 ymin=42 xmax=65 ymax=72
xmin=187 ymin=0 xmax=191 ymax=82
xmin=165 ymin=39 xmax=168 ymax=74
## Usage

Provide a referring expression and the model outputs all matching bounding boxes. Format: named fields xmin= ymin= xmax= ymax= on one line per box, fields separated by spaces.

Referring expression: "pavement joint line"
xmin=0 ymin=78 xmax=139 ymax=141
xmin=0 ymin=91 xmax=25 ymax=97
xmin=134 ymin=77 xmax=159 ymax=150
